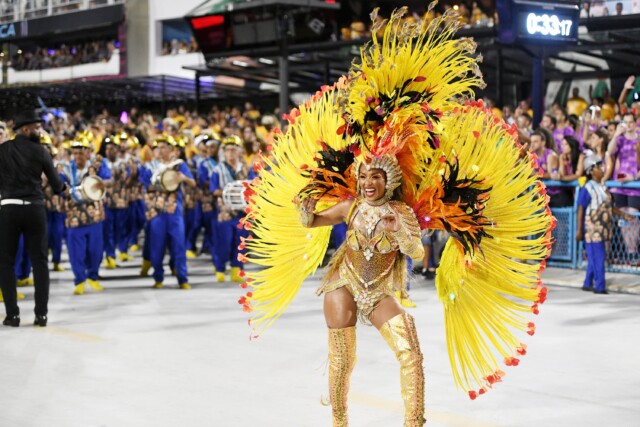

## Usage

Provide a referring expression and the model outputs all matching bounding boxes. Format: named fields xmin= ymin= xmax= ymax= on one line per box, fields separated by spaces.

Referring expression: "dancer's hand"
xmin=301 ymin=197 xmax=317 ymax=213
xmin=381 ymin=209 xmax=400 ymax=232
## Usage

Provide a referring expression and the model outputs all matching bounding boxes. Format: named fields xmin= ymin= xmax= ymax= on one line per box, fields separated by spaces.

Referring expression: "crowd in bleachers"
xmin=341 ymin=1 xmax=495 ymax=41
xmin=10 ymin=38 xmax=117 ymax=71
xmin=581 ymin=0 xmax=640 ymax=17
xmin=497 ymin=75 xmax=640 ymax=208
xmin=160 ymin=37 xmax=199 ymax=56
xmin=496 ymin=75 xmax=640 ymax=280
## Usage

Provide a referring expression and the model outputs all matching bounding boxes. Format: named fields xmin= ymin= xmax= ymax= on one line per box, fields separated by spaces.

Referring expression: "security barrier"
xmin=543 ymin=180 xmax=640 ymax=274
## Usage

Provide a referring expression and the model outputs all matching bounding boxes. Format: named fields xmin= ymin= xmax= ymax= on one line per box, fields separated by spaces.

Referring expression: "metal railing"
xmin=0 ymin=0 xmax=123 ymax=23
xmin=544 ymin=179 xmax=640 ymax=274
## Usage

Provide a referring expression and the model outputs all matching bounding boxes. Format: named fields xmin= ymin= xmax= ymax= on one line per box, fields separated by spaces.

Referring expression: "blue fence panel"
xmin=548 ymin=207 xmax=575 ymax=265
xmin=576 ymin=211 xmax=640 ymax=274
xmin=543 ymin=180 xmax=640 ymax=275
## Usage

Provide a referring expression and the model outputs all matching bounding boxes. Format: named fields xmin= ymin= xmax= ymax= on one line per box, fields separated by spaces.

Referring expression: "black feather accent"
xmin=298 ymin=144 xmax=356 ymax=200
xmin=439 ymin=160 xmax=493 ymax=255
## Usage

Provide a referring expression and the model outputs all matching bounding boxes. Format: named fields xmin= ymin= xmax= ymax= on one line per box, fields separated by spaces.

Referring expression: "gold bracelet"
xmin=391 ymin=228 xmax=424 ymax=260
xmin=299 ymin=209 xmax=314 ymax=228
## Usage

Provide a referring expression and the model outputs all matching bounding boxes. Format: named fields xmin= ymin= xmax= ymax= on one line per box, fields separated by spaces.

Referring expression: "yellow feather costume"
xmin=238 ymin=4 xmax=554 ymax=399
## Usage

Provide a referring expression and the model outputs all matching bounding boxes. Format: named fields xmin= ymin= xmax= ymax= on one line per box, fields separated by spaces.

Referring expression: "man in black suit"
xmin=0 ymin=110 xmax=66 ymax=327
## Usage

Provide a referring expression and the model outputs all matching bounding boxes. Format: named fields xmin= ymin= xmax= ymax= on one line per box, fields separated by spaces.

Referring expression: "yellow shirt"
xmin=567 ymin=97 xmax=588 ymax=117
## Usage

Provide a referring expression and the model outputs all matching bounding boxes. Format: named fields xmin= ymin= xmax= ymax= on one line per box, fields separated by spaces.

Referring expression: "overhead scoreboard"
xmin=498 ymin=0 xmax=580 ymax=44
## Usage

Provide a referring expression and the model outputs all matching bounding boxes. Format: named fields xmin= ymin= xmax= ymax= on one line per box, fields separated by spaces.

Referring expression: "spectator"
xmin=576 ymin=154 xmax=633 ymax=294
xmin=618 ymin=75 xmax=638 ymax=113
xmin=586 ymin=128 xmax=610 ymax=165
xmin=552 ymin=109 xmax=575 ymax=149
xmin=539 ymin=113 xmax=557 ymax=137
xmin=567 ymin=88 xmax=589 ymax=117
xmin=170 ymin=39 xmax=179 ymax=55
xmin=559 ymin=135 xmax=585 ymax=182
xmin=605 ymin=112 xmax=640 ymax=254
xmin=516 ymin=112 xmax=533 ymax=138
xmin=178 ymin=40 xmax=189 ymax=54
xmin=531 ymin=129 xmax=559 ymax=181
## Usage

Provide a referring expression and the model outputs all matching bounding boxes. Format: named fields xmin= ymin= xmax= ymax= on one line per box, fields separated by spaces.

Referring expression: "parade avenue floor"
xmin=1 ymin=251 xmax=639 ymax=427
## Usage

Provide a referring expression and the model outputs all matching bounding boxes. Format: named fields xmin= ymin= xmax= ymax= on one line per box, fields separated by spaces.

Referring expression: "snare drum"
xmin=159 ymin=169 xmax=180 ymax=192
xmin=79 ymin=176 xmax=106 ymax=202
xmin=222 ymin=180 xmax=249 ymax=211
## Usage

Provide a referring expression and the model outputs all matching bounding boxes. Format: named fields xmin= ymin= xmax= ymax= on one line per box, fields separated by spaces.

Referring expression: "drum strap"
xmin=71 ymin=162 xmax=81 ymax=202
xmin=70 ymin=162 xmax=89 ymax=202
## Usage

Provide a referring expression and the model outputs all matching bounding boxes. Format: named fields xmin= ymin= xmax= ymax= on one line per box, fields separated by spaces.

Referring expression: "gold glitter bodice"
xmin=319 ymin=198 xmax=423 ymax=324
xmin=346 ymin=228 xmax=396 ymax=258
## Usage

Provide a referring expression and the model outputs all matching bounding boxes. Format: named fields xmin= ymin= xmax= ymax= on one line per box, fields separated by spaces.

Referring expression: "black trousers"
xmin=0 ymin=204 xmax=49 ymax=318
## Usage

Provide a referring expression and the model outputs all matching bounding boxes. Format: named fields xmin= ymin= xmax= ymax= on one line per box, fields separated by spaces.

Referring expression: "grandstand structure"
xmin=0 ymin=0 xmax=638 ymax=117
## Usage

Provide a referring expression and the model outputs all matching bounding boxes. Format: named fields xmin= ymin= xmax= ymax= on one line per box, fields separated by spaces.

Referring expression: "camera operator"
xmin=0 ymin=111 xmax=66 ymax=328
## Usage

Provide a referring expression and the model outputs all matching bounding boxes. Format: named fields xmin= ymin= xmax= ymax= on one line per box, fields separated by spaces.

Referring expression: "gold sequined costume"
xmin=319 ymin=199 xmax=423 ymax=324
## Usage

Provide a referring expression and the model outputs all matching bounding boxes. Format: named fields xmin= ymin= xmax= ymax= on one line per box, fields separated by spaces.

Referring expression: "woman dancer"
xmin=300 ymin=156 xmax=425 ymax=426
xmin=237 ymin=6 xmax=554 ymax=426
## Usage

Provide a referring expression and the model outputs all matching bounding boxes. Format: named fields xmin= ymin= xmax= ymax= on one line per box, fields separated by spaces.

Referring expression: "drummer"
xmin=102 ymin=134 xmax=132 ymax=268
xmin=124 ymin=135 xmax=146 ymax=254
xmin=59 ymin=137 xmax=112 ymax=295
xmin=138 ymin=134 xmax=196 ymax=290
xmin=185 ymin=134 xmax=212 ymax=258
xmin=210 ymin=135 xmax=254 ymax=282
xmin=191 ymin=134 xmax=220 ymax=263
xmin=49 ymin=140 xmax=71 ymax=272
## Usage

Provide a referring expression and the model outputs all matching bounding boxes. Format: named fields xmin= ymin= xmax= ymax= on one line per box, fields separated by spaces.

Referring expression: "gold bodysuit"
xmin=318 ymin=198 xmax=424 ymax=324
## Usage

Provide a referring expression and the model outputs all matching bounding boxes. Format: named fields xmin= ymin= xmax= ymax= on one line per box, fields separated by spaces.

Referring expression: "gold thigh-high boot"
xmin=328 ymin=326 xmax=357 ymax=427
xmin=379 ymin=313 xmax=426 ymax=427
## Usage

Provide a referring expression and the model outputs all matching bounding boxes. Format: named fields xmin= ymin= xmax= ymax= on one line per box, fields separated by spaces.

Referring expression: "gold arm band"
xmin=299 ymin=209 xmax=315 ymax=228
xmin=392 ymin=228 xmax=424 ymax=261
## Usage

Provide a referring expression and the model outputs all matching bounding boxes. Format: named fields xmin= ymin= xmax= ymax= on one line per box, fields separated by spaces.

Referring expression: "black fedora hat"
xmin=14 ymin=110 xmax=43 ymax=129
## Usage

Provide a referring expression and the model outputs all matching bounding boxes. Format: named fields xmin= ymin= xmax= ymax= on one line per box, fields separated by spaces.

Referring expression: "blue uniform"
xmin=44 ymin=176 xmax=67 ymax=266
xmin=209 ymin=161 xmax=253 ymax=273
xmin=140 ymin=160 xmax=193 ymax=285
xmin=192 ymin=157 xmax=219 ymax=263
xmin=127 ymin=159 xmax=147 ymax=250
xmin=48 ymin=210 xmax=66 ymax=264
xmin=103 ymin=157 xmax=131 ymax=259
xmin=184 ymin=155 xmax=205 ymax=252
xmin=59 ymin=160 xmax=112 ymax=285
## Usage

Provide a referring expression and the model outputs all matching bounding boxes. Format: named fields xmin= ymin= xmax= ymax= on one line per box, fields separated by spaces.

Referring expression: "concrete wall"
xmin=126 ymin=0 xmax=150 ymax=77
xmin=126 ymin=0 xmax=205 ymax=78
xmin=147 ymin=0 xmax=205 ymax=78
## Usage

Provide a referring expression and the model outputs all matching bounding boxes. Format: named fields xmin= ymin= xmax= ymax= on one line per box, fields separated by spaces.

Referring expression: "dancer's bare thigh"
xmin=324 ymin=287 xmax=357 ymax=329
xmin=370 ymin=296 xmax=404 ymax=330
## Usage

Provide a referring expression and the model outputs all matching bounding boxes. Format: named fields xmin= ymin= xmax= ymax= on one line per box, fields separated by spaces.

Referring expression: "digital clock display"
xmin=526 ymin=12 xmax=573 ymax=37
xmin=517 ymin=8 xmax=578 ymax=42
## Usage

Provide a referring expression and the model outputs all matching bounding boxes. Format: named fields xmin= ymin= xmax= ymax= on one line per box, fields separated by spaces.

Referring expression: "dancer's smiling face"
xmin=358 ymin=165 xmax=386 ymax=203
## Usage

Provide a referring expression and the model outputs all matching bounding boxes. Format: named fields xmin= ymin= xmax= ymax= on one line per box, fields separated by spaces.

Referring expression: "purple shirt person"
xmin=553 ymin=126 xmax=575 ymax=152
xmin=606 ymin=113 xmax=640 ymax=200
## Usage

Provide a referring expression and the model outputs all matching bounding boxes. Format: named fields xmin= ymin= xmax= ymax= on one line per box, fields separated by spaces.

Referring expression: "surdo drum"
xmin=222 ymin=180 xmax=249 ymax=211
xmin=79 ymin=175 xmax=106 ymax=201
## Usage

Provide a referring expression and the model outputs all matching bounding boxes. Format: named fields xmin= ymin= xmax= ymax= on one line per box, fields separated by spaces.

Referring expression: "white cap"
xmin=584 ymin=152 xmax=602 ymax=174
